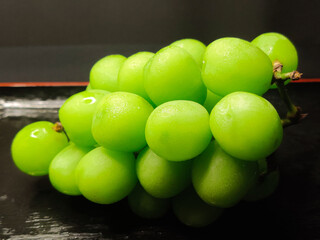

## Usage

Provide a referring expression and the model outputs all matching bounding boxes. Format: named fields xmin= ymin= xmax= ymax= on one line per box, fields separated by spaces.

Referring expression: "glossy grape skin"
xmin=210 ymin=92 xmax=283 ymax=161
xmin=202 ymin=37 xmax=273 ymax=97
xmin=59 ymin=90 xmax=109 ymax=147
xmin=11 ymin=121 xmax=69 ymax=176
xmin=192 ymin=140 xmax=259 ymax=208
xmin=49 ymin=143 xmax=93 ymax=196
xmin=252 ymin=32 xmax=298 ymax=88
xmin=89 ymin=54 xmax=126 ymax=92
xmin=128 ymin=184 xmax=170 ymax=219
xmin=144 ymin=45 xmax=207 ymax=106
xmin=136 ymin=147 xmax=192 ymax=198
xmin=172 ymin=187 xmax=224 ymax=227
xmin=145 ymin=100 xmax=212 ymax=161
xmin=75 ymin=147 xmax=137 ymax=204
xmin=118 ymin=52 xmax=154 ymax=103
xmin=203 ymin=90 xmax=222 ymax=113
xmin=171 ymin=38 xmax=206 ymax=67
xmin=92 ymin=92 xmax=154 ymax=152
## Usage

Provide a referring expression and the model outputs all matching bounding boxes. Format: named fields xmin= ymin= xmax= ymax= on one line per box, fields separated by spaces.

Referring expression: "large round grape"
xmin=92 ymin=92 xmax=154 ymax=152
xmin=75 ymin=147 xmax=137 ymax=204
xmin=192 ymin=141 xmax=258 ymax=208
xmin=11 ymin=121 xmax=69 ymax=176
xmin=171 ymin=38 xmax=206 ymax=67
xmin=144 ymin=45 xmax=207 ymax=106
xmin=128 ymin=184 xmax=170 ymax=219
xmin=118 ymin=52 xmax=154 ymax=102
xmin=136 ymin=147 xmax=192 ymax=198
xmin=49 ymin=143 xmax=92 ymax=196
xmin=210 ymin=92 xmax=283 ymax=161
xmin=252 ymin=32 xmax=298 ymax=88
xmin=172 ymin=187 xmax=224 ymax=227
xmin=145 ymin=100 xmax=212 ymax=161
xmin=89 ymin=54 xmax=126 ymax=92
xmin=59 ymin=90 xmax=109 ymax=147
xmin=202 ymin=37 xmax=273 ymax=96
xmin=203 ymin=90 xmax=222 ymax=113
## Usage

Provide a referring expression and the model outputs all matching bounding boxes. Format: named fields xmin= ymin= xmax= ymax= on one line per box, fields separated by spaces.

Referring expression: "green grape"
xmin=172 ymin=187 xmax=224 ymax=227
xmin=257 ymin=158 xmax=268 ymax=175
xmin=92 ymin=92 xmax=154 ymax=152
xmin=89 ymin=54 xmax=126 ymax=92
xmin=210 ymin=92 xmax=283 ymax=161
xmin=170 ymin=38 xmax=206 ymax=67
xmin=118 ymin=52 xmax=155 ymax=103
xmin=203 ymin=90 xmax=222 ymax=113
xmin=244 ymin=170 xmax=279 ymax=202
xmin=49 ymin=143 xmax=93 ymax=196
xmin=244 ymin=158 xmax=280 ymax=202
xmin=86 ymin=83 xmax=92 ymax=90
xmin=128 ymin=184 xmax=170 ymax=219
xmin=75 ymin=147 xmax=137 ymax=204
xmin=145 ymin=100 xmax=212 ymax=161
xmin=11 ymin=121 xmax=69 ymax=176
xmin=192 ymin=140 xmax=258 ymax=208
xmin=59 ymin=90 xmax=109 ymax=147
xmin=136 ymin=147 xmax=192 ymax=198
xmin=252 ymin=32 xmax=298 ymax=88
xmin=202 ymin=37 xmax=273 ymax=97
xmin=144 ymin=45 xmax=207 ymax=106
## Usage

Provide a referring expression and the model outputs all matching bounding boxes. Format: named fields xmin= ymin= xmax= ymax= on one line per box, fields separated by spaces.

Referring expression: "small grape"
xmin=75 ymin=147 xmax=137 ymax=204
xmin=49 ymin=143 xmax=93 ymax=196
xmin=170 ymin=38 xmax=206 ymax=67
xmin=192 ymin=140 xmax=258 ymax=208
xmin=210 ymin=92 xmax=283 ymax=161
xmin=144 ymin=45 xmax=207 ymax=106
xmin=252 ymin=32 xmax=298 ymax=88
xmin=11 ymin=121 xmax=69 ymax=176
xmin=89 ymin=54 xmax=126 ymax=92
xmin=59 ymin=90 xmax=109 ymax=147
xmin=244 ymin=158 xmax=280 ymax=202
xmin=128 ymin=184 xmax=170 ymax=219
xmin=172 ymin=187 xmax=224 ymax=227
xmin=118 ymin=51 xmax=155 ymax=103
xmin=92 ymin=92 xmax=154 ymax=152
xmin=202 ymin=37 xmax=273 ymax=96
xmin=145 ymin=100 xmax=212 ymax=161
xmin=136 ymin=147 xmax=192 ymax=198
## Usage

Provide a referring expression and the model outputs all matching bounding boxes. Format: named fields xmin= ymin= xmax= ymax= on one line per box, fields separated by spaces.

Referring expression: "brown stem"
xmin=272 ymin=60 xmax=303 ymax=81
xmin=52 ymin=122 xmax=64 ymax=132
xmin=272 ymin=61 xmax=307 ymax=128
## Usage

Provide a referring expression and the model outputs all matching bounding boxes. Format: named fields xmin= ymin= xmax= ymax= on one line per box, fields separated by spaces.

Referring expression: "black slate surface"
xmin=0 ymin=83 xmax=319 ymax=240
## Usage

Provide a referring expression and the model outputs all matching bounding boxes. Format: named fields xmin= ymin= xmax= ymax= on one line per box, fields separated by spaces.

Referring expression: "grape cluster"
xmin=11 ymin=33 xmax=298 ymax=227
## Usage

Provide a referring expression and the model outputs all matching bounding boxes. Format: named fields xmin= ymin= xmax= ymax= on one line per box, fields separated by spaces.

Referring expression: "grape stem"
xmin=272 ymin=61 xmax=307 ymax=128
xmin=52 ymin=122 xmax=64 ymax=132
xmin=52 ymin=122 xmax=70 ymax=141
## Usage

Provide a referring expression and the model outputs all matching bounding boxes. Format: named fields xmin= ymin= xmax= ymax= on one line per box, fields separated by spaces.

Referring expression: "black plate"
xmin=0 ymin=84 xmax=319 ymax=240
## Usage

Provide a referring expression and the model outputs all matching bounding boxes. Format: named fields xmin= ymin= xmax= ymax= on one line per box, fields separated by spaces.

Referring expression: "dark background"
xmin=0 ymin=0 xmax=319 ymax=83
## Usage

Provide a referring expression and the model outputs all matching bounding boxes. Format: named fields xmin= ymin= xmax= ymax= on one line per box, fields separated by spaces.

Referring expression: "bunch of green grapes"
xmin=11 ymin=33 xmax=298 ymax=227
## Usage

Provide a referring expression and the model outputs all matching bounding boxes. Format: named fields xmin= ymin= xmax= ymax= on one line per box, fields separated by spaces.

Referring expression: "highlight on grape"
xmin=10 ymin=33 xmax=304 ymax=227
